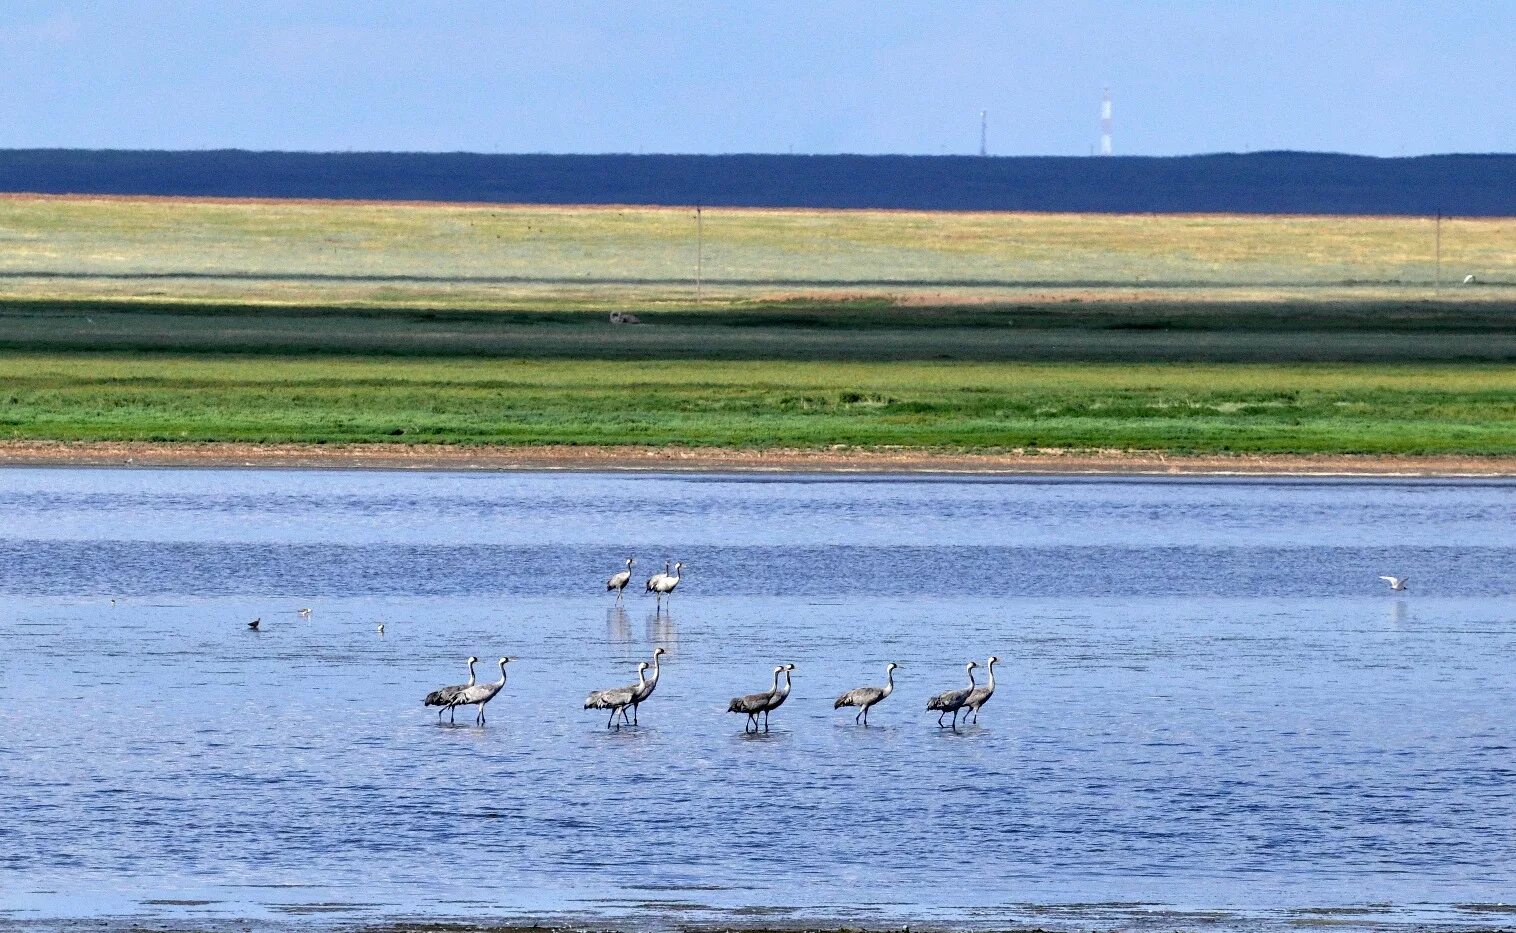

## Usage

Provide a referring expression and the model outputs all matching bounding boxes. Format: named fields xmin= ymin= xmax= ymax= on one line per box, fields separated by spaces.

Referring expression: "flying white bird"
xmin=1379 ymin=575 xmax=1408 ymax=591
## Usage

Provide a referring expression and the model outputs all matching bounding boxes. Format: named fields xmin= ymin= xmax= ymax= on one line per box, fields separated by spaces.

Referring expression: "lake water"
xmin=1 ymin=468 xmax=1514 ymax=932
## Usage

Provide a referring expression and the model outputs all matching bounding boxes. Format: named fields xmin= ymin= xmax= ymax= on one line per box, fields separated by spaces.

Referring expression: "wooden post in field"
xmin=695 ymin=205 xmax=704 ymax=303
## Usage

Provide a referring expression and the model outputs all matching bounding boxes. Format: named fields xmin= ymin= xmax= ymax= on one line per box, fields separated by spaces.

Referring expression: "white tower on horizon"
xmin=1100 ymin=88 xmax=1112 ymax=156
xmin=979 ymin=110 xmax=987 ymax=157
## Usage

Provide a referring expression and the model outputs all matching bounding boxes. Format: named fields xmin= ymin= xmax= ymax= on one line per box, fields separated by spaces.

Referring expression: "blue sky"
xmin=0 ymin=1 xmax=1509 ymax=156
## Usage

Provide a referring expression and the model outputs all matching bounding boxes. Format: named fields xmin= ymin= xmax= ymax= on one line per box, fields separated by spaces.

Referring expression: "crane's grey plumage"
xmin=835 ymin=662 xmax=898 ymax=725
xmin=584 ymin=661 xmax=649 ymax=728
xmin=423 ymin=656 xmax=477 ymax=723
xmin=606 ymin=557 xmax=635 ymax=603
xmin=452 ymin=657 xmax=510 ymax=726
xmin=628 ymin=647 xmax=667 ymax=725
xmin=729 ymin=664 xmax=787 ymax=733
xmin=926 ymin=661 xmax=977 ymax=729
xmin=963 ymin=656 xmax=999 ymax=724
xmin=645 ymin=561 xmax=671 ymax=594
xmin=649 ymin=561 xmax=683 ymax=609
xmin=1380 ymin=575 xmax=1408 ymax=591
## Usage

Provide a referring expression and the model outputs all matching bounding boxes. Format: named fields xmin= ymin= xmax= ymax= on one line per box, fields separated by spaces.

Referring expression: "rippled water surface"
xmin=2 ymin=468 xmax=1515 ymax=931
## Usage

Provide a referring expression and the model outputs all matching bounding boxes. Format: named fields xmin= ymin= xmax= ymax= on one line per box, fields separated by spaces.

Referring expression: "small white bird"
xmin=1380 ymin=575 xmax=1408 ymax=591
xmin=376 ymin=623 xmax=385 ymax=635
xmin=298 ymin=608 xmax=312 ymax=618
xmin=1462 ymin=274 xmax=1476 ymax=285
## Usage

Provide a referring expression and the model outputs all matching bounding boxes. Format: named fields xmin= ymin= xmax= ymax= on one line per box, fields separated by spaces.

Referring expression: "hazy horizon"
xmin=0 ymin=2 xmax=1510 ymax=158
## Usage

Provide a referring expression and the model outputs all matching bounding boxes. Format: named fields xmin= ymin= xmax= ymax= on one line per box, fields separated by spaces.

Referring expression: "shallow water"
xmin=1 ymin=468 xmax=1514 ymax=932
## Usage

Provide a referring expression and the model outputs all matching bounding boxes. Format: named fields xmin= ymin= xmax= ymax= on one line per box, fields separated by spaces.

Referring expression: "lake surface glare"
xmin=1 ymin=468 xmax=1514 ymax=932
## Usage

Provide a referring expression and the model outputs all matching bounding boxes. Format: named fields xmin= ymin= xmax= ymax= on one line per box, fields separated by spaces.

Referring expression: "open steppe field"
xmin=0 ymin=193 xmax=1513 ymax=308
xmin=0 ymin=194 xmax=1513 ymax=461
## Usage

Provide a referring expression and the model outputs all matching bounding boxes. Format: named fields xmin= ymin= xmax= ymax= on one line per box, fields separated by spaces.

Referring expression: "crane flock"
xmin=409 ymin=557 xmax=1412 ymax=732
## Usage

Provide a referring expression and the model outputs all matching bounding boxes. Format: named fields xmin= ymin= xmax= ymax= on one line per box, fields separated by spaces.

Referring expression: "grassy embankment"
xmin=0 ymin=195 xmax=1513 ymax=457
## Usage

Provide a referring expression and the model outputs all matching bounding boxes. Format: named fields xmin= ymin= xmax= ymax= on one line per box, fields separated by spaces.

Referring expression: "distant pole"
xmin=695 ymin=205 xmax=703 ymax=302
xmin=1434 ymin=211 xmax=1442 ymax=294
xmin=979 ymin=110 xmax=988 ymax=157
xmin=1100 ymin=87 xmax=1113 ymax=156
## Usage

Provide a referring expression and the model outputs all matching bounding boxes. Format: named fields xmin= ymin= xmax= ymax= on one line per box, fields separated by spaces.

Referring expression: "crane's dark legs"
xmin=607 ymin=708 xmax=618 ymax=729
xmin=631 ymin=703 xmax=639 ymax=726
xmin=937 ymin=710 xmax=946 ymax=727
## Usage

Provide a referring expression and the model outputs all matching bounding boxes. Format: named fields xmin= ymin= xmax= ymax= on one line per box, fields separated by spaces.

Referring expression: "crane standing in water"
xmin=453 ymin=657 xmax=510 ymax=726
xmin=963 ymin=656 xmax=999 ymax=724
xmin=584 ymin=661 xmax=649 ymax=728
xmin=606 ymin=557 xmax=635 ymax=603
xmin=729 ymin=664 xmax=786 ymax=733
xmin=423 ymin=656 xmax=478 ymax=724
xmin=927 ymin=661 xmax=978 ymax=729
xmin=628 ymin=646 xmax=667 ymax=725
xmin=649 ymin=562 xmax=683 ymax=610
xmin=835 ymin=662 xmax=898 ymax=725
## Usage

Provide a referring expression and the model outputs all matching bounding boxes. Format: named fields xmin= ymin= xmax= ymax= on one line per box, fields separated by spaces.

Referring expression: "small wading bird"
xmin=298 ymin=608 xmax=312 ymax=618
xmin=649 ymin=561 xmax=684 ymax=609
xmin=963 ymin=656 xmax=999 ymax=724
xmin=835 ymin=662 xmax=898 ymax=725
xmin=453 ymin=657 xmax=510 ymax=726
xmin=606 ymin=557 xmax=635 ymax=603
xmin=423 ymin=656 xmax=478 ymax=723
xmin=730 ymin=663 xmax=794 ymax=733
xmin=927 ymin=661 xmax=978 ymax=729
xmin=584 ymin=661 xmax=649 ymax=728
xmin=247 ymin=617 xmax=261 ymax=631
xmin=629 ymin=646 xmax=667 ymax=725
xmin=1380 ymin=575 xmax=1409 ymax=591
xmin=376 ymin=623 xmax=385 ymax=635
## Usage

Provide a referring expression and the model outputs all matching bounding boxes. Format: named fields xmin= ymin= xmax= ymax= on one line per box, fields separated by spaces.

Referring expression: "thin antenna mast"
xmin=979 ymin=110 xmax=987 ymax=157
xmin=695 ymin=205 xmax=703 ymax=302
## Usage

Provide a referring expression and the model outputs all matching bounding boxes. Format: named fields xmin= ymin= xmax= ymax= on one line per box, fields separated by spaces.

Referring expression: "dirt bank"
xmin=0 ymin=440 xmax=1512 ymax=477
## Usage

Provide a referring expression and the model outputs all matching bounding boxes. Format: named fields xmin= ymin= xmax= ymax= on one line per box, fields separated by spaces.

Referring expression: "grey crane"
xmin=628 ymin=646 xmax=667 ymax=725
xmin=453 ymin=657 xmax=510 ymax=726
xmin=926 ymin=661 xmax=978 ymax=729
xmin=963 ymin=656 xmax=999 ymax=724
xmin=645 ymin=561 xmax=671 ymax=594
xmin=729 ymin=664 xmax=788 ymax=733
xmin=834 ymin=662 xmax=898 ymax=725
xmin=584 ymin=661 xmax=649 ymax=728
xmin=753 ymin=662 xmax=795 ymax=732
xmin=423 ymin=656 xmax=478 ymax=723
xmin=649 ymin=561 xmax=683 ymax=609
xmin=607 ymin=557 xmax=635 ymax=603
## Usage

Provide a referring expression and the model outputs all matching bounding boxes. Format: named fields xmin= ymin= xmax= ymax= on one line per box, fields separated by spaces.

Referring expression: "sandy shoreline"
xmin=0 ymin=440 xmax=1512 ymax=477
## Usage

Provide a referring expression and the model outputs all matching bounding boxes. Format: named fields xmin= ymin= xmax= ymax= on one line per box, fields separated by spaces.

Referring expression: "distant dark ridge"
xmin=0 ymin=150 xmax=1512 ymax=215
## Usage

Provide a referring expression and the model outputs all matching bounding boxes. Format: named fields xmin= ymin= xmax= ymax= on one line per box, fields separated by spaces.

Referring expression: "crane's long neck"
xmin=647 ymin=652 xmax=661 ymax=685
xmin=466 ymin=660 xmax=477 ymax=686
xmin=966 ymin=666 xmax=977 ymax=689
xmin=496 ymin=662 xmax=508 ymax=686
xmin=769 ymin=668 xmax=782 ymax=695
xmin=882 ymin=666 xmax=895 ymax=697
xmin=636 ymin=665 xmax=648 ymax=689
xmin=985 ymin=660 xmax=997 ymax=690
xmin=778 ymin=667 xmax=792 ymax=697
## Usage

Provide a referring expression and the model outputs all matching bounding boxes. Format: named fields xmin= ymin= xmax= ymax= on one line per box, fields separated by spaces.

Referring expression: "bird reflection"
xmin=607 ymin=606 xmax=631 ymax=644
xmin=646 ymin=609 xmax=677 ymax=649
xmin=1389 ymin=599 xmax=1409 ymax=628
